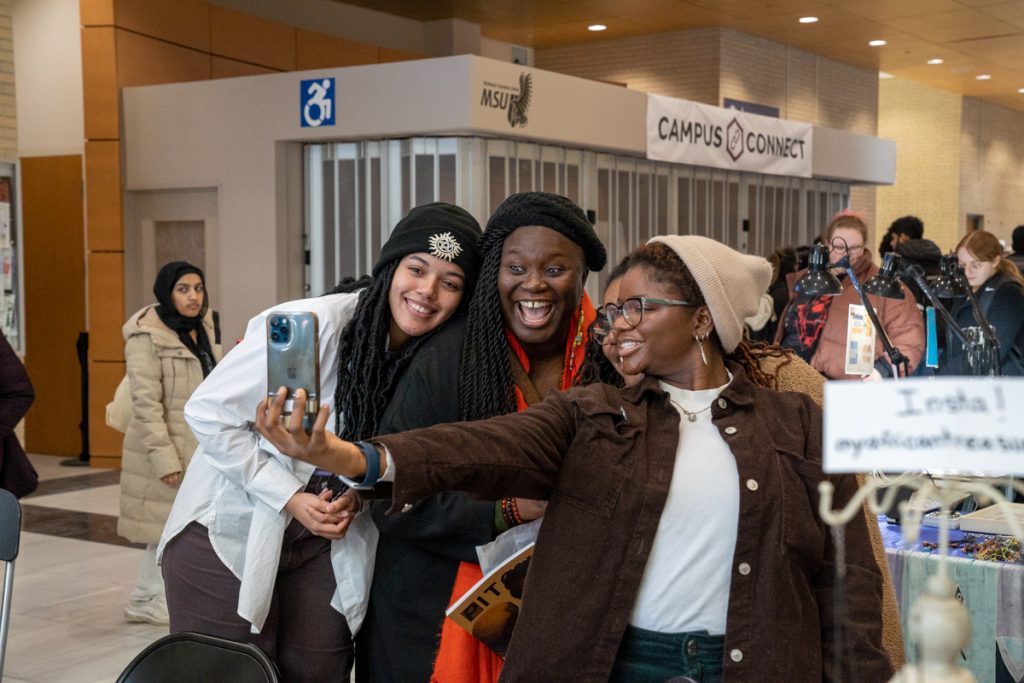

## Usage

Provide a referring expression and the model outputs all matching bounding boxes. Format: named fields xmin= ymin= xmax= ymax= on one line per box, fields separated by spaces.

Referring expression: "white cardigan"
xmin=158 ymin=291 xmax=378 ymax=633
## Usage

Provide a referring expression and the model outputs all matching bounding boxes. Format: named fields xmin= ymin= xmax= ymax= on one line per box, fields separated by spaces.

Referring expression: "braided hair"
xmin=629 ymin=242 xmax=790 ymax=390
xmin=458 ymin=224 xmax=520 ymax=420
xmin=326 ymin=264 xmax=432 ymax=440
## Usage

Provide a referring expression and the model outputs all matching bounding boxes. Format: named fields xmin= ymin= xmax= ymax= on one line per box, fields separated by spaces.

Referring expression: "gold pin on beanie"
xmin=648 ymin=235 xmax=772 ymax=353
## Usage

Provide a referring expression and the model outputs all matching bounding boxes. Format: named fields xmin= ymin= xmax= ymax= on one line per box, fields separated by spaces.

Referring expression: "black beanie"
xmin=485 ymin=192 xmax=606 ymax=271
xmin=373 ymin=203 xmax=483 ymax=285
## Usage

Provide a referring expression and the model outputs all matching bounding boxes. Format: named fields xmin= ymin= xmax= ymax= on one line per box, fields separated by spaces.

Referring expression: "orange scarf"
xmin=429 ymin=293 xmax=596 ymax=683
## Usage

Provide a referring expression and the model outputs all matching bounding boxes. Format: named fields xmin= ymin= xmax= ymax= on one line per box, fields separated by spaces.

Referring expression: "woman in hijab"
xmin=259 ymin=235 xmax=893 ymax=683
xmin=118 ymin=261 xmax=221 ymax=625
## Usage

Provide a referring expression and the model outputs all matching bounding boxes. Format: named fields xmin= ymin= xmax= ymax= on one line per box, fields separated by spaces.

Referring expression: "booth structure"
xmin=122 ymin=54 xmax=896 ymax=344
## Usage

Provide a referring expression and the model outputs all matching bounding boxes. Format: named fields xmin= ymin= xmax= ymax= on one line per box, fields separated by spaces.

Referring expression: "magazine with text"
xmin=445 ymin=542 xmax=535 ymax=657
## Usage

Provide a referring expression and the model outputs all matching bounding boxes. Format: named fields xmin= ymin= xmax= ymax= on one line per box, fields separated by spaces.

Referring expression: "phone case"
xmin=266 ymin=311 xmax=321 ymax=415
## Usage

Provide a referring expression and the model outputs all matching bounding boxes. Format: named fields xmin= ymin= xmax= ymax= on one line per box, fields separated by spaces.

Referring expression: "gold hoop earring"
xmin=696 ymin=334 xmax=708 ymax=366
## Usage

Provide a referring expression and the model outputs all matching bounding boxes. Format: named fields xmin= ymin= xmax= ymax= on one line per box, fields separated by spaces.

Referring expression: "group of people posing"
xmin=112 ymin=191 xmax=1021 ymax=683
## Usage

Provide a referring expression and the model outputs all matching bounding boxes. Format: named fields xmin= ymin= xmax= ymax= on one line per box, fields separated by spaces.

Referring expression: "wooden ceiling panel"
xmin=972 ymin=1 xmax=1024 ymax=30
xmin=886 ymin=8 xmax=1019 ymax=43
xmin=818 ymin=0 xmax=964 ymax=21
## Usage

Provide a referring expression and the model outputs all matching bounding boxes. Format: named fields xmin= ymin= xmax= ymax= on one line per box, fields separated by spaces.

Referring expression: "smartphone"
xmin=266 ymin=311 xmax=321 ymax=421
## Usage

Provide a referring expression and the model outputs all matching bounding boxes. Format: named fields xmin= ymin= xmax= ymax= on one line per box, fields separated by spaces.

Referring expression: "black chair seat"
xmin=116 ymin=632 xmax=279 ymax=683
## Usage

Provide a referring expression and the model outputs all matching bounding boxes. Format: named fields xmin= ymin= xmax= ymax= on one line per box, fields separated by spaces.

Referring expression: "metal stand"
xmin=819 ymin=474 xmax=1024 ymax=683
xmin=840 ymin=258 xmax=910 ymax=378
xmin=62 ymin=331 xmax=90 ymax=467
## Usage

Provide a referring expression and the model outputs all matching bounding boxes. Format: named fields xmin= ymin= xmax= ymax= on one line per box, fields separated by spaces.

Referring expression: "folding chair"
xmin=116 ymin=631 xmax=279 ymax=683
xmin=0 ymin=488 xmax=21 ymax=680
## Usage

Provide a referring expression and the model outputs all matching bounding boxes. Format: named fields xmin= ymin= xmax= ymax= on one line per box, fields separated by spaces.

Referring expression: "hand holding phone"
xmin=267 ymin=311 xmax=321 ymax=425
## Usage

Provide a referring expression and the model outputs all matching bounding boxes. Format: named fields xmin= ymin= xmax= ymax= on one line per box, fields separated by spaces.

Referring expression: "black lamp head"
xmin=793 ymin=243 xmax=842 ymax=296
xmin=864 ymin=253 xmax=905 ymax=299
xmin=933 ymin=253 xmax=970 ymax=298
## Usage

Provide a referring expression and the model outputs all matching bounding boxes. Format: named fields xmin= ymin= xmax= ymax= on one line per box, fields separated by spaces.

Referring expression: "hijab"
xmin=152 ymin=261 xmax=217 ymax=376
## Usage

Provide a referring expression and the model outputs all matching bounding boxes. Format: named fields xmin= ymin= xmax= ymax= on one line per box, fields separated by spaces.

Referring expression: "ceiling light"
xmin=879 ymin=71 xmax=895 ymax=79
xmin=587 ymin=24 xmax=607 ymax=31
xmin=927 ymin=58 xmax=944 ymax=65
xmin=798 ymin=16 xmax=818 ymax=24
xmin=869 ymin=39 xmax=887 ymax=47
xmin=976 ymin=74 xmax=992 ymax=80
xmin=1018 ymin=88 xmax=1024 ymax=94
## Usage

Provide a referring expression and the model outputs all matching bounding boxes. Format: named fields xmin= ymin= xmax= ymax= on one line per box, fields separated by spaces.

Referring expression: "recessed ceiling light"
xmin=1019 ymin=88 xmax=1024 ymax=94
xmin=927 ymin=58 xmax=944 ymax=65
xmin=879 ymin=71 xmax=895 ymax=80
xmin=798 ymin=16 xmax=818 ymax=24
xmin=587 ymin=24 xmax=607 ymax=32
xmin=976 ymin=74 xmax=992 ymax=80
xmin=869 ymin=39 xmax=887 ymax=47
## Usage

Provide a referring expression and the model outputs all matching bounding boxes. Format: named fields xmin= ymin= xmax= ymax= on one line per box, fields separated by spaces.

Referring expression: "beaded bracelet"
xmin=501 ymin=497 xmax=523 ymax=528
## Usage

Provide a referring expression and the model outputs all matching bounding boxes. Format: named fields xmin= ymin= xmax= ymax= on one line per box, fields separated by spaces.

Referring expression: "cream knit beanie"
xmin=648 ymin=235 xmax=773 ymax=353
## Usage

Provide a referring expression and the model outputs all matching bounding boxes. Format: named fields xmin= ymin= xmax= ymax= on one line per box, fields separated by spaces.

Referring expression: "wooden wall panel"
xmin=211 ymin=57 xmax=278 ymax=80
xmin=85 ymin=140 xmax=123 ymax=251
xmin=21 ymin=156 xmax=87 ymax=457
xmin=296 ymin=29 xmax=378 ymax=70
xmin=88 ymin=359 xmax=125 ymax=461
xmin=116 ymin=29 xmax=211 ymax=87
xmin=114 ymin=0 xmax=210 ymax=52
xmin=87 ymin=251 xmax=125 ymax=363
xmin=80 ymin=0 xmax=114 ymax=26
xmin=210 ymin=5 xmax=296 ymax=72
xmin=82 ymin=26 xmax=119 ymax=140
xmin=377 ymin=47 xmax=426 ymax=63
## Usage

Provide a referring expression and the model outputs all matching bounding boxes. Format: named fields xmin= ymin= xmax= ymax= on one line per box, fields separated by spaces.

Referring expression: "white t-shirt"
xmin=628 ymin=378 xmax=739 ymax=634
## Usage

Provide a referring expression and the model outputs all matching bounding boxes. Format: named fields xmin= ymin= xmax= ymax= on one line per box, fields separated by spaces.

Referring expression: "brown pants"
xmin=162 ymin=521 xmax=353 ymax=683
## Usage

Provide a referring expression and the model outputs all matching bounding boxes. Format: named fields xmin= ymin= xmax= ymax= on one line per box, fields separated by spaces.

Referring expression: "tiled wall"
xmin=536 ymin=28 xmax=721 ymax=104
xmin=876 ymin=79 xmax=963 ymax=252
xmin=960 ymin=98 xmax=1024 ymax=245
xmin=0 ymin=0 xmax=15 ymax=162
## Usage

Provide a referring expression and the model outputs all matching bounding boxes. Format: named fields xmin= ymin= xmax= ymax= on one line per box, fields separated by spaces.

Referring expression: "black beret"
xmin=374 ymin=203 xmax=483 ymax=286
xmin=485 ymin=192 xmax=607 ymax=271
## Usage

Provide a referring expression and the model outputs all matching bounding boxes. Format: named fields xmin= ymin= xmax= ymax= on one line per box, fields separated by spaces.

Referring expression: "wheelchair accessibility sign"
xmin=301 ymin=78 xmax=335 ymax=127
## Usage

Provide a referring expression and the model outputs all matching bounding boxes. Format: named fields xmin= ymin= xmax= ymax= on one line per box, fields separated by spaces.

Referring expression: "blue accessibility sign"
xmin=300 ymin=78 xmax=335 ymax=128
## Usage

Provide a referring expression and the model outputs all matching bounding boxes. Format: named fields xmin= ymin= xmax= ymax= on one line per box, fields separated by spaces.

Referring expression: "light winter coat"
xmin=118 ymin=305 xmax=221 ymax=544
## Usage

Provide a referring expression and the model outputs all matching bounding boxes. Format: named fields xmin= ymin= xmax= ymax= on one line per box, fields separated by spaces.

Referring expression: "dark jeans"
xmin=162 ymin=521 xmax=352 ymax=683
xmin=610 ymin=625 xmax=724 ymax=683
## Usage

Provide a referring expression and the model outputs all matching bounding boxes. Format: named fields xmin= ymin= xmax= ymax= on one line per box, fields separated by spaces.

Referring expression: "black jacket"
xmin=939 ymin=272 xmax=1024 ymax=375
xmin=357 ymin=317 xmax=497 ymax=683
xmin=0 ymin=330 xmax=37 ymax=497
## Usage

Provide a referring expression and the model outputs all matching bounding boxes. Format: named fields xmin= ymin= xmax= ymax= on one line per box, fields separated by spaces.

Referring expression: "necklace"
xmin=670 ymin=398 xmax=713 ymax=422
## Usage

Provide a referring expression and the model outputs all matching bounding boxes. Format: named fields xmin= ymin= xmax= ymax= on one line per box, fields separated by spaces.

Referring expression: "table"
xmin=881 ymin=518 xmax=1024 ymax=683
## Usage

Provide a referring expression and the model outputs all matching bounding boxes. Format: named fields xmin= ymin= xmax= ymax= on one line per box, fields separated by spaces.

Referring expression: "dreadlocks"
xmin=328 ymin=264 xmax=430 ymax=440
xmin=458 ymin=225 xmax=519 ymax=420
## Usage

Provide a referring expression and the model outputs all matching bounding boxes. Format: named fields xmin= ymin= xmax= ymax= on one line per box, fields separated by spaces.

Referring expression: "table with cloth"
xmin=880 ymin=517 xmax=1024 ymax=683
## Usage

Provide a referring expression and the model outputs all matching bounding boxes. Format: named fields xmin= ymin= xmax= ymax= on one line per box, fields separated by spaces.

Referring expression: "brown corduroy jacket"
xmin=377 ymin=363 xmax=894 ymax=683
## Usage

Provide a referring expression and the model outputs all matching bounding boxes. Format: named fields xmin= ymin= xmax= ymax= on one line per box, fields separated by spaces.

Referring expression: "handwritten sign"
xmin=823 ymin=377 xmax=1024 ymax=475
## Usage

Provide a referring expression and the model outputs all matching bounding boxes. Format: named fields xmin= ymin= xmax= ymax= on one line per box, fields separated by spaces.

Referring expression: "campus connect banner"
xmin=646 ymin=93 xmax=813 ymax=178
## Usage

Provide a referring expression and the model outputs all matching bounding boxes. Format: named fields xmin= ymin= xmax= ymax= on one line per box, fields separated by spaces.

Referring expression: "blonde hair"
xmin=957 ymin=230 xmax=1024 ymax=286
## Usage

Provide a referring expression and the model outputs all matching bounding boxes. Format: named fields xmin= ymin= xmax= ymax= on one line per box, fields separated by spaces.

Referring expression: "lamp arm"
xmin=897 ymin=263 xmax=972 ymax=348
xmin=838 ymin=257 xmax=908 ymax=377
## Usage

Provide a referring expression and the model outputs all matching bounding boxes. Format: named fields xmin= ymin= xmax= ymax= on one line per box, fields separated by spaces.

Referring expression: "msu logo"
xmin=507 ymin=73 xmax=532 ymax=128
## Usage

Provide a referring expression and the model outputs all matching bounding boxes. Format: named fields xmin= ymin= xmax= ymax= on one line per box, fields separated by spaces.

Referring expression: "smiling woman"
xmin=260 ymin=235 xmax=895 ymax=683
xmin=156 ymin=203 xmax=482 ymax=683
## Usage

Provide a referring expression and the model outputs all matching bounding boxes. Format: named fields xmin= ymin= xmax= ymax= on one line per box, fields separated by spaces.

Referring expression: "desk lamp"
xmin=794 ymin=240 xmax=910 ymax=377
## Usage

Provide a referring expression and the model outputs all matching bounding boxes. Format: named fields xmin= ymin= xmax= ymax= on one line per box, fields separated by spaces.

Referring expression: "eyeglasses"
xmin=831 ymin=239 xmax=864 ymax=256
xmin=599 ymin=296 xmax=698 ymax=334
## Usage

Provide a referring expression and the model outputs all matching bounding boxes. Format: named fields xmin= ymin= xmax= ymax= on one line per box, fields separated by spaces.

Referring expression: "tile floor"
xmin=2 ymin=453 xmax=167 ymax=683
